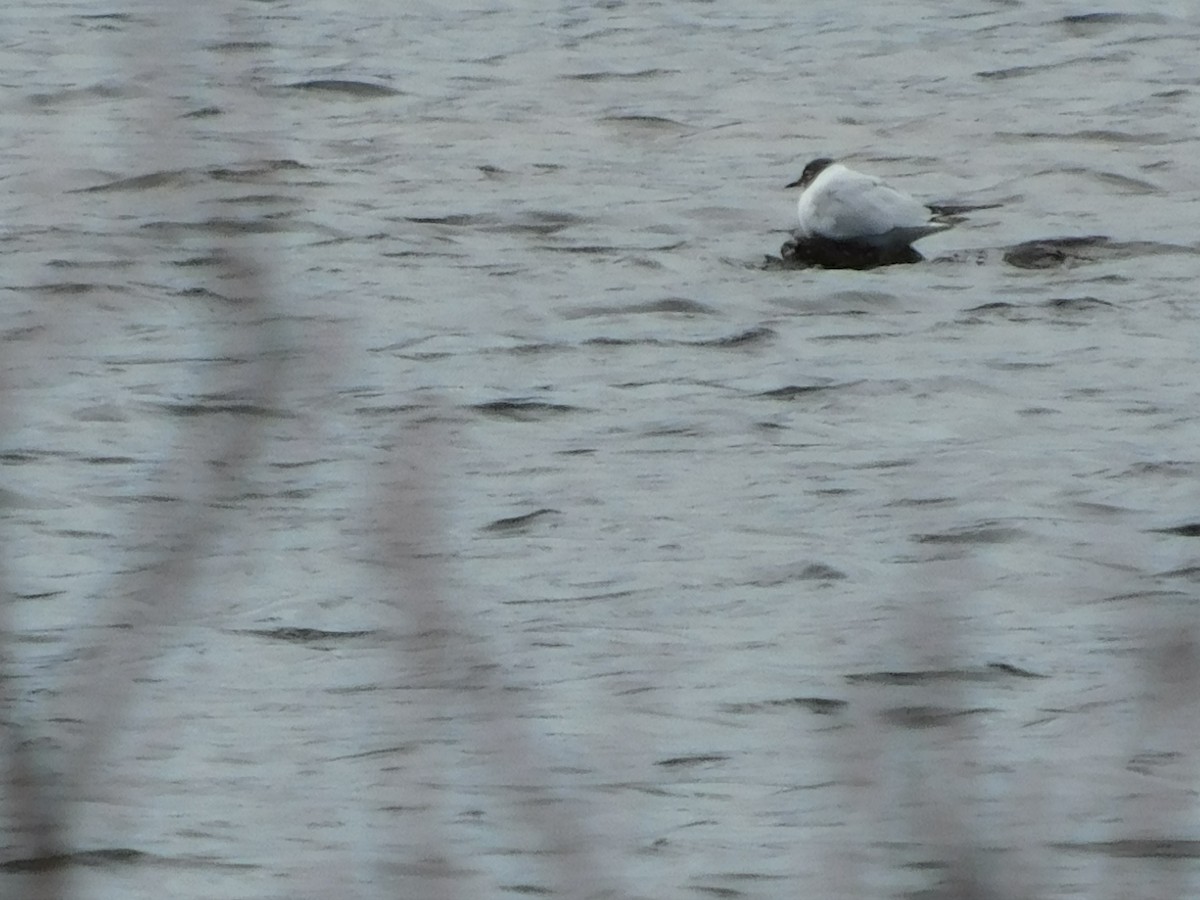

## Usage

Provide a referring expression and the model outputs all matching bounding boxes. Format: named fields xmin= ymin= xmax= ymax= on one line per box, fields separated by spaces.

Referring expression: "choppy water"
xmin=3 ymin=2 xmax=1200 ymax=899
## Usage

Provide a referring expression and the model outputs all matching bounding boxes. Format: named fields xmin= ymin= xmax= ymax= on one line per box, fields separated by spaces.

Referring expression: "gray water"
xmin=3 ymin=2 xmax=1200 ymax=898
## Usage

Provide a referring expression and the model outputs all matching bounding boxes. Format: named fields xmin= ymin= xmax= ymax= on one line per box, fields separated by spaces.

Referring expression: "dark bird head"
xmin=785 ymin=157 xmax=835 ymax=190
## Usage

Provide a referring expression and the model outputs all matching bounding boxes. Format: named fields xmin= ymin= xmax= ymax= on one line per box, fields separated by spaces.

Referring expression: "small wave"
xmin=481 ymin=508 xmax=560 ymax=534
xmin=564 ymin=298 xmax=715 ymax=318
xmin=472 ymin=399 xmax=582 ymax=421
xmin=284 ymin=79 xmax=402 ymax=97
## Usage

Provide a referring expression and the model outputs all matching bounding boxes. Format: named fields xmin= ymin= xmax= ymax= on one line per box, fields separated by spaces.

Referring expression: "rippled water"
xmin=4 ymin=2 xmax=1200 ymax=899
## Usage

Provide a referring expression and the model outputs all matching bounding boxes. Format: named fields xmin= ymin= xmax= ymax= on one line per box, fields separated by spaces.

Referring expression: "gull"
xmin=785 ymin=158 xmax=951 ymax=249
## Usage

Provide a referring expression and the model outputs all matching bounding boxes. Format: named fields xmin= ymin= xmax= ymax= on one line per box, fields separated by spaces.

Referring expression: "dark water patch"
xmin=173 ymin=287 xmax=230 ymax=301
xmin=501 ymin=342 xmax=567 ymax=356
xmin=182 ymin=105 xmax=222 ymax=118
xmin=156 ymin=401 xmax=287 ymax=419
xmin=962 ymin=296 xmax=1113 ymax=317
xmin=235 ymin=627 xmax=375 ymax=644
xmin=107 ymin=354 xmax=248 ymax=367
xmin=592 ymin=337 xmax=655 ymax=350
xmin=986 ymin=662 xmax=1046 ymax=678
xmin=74 ymin=405 xmax=128 ymax=424
xmin=487 ymin=210 xmax=586 ymax=236
xmin=962 ymin=301 xmax=1027 ymax=316
xmin=1059 ymin=12 xmax=1168 ymax=34
xmin=14 ymin=591 xmax=67 ymax=602
xmin=207 ymin=41 xmax=272 ymax=52
xmin=855 ymin=458 xmax=916 ymax=471
xmin=642 ymin=424 xmax=704 ymax=438
xmin=1044 ymin=296 xmax=1114 ymax=310
xmin=380 ymin=249 xmax=465 ymax=261
xmin=978 ymin=55 xmax=1128 ymax=80
xmin=503 ymin=589 xmax=638 ymax=606
xmin=28 ymin=83 xmax=129 ymax=106
xmin=976 ymin=63 xmax=1057 ymax=81
xmin=1055 ymin=839 xmax=1200 ymax=859
xmin=355 ymin=402 xmax=429 ymax=415
xmin=208 ymin=159 xmax=309 ymax=180
xmin=1002 ymin=235 xmax=1193 ymax=269
xmin=988 ymin=361 xmax=1054 ymax=371
xmin=1150 ymin=522 xmax=1200 ymax=537
xmin=173 ymin=253 xmax=226 ymax=267
xmin=406 ymin=213 xmax=491 ymax=227
xmin=930 ymin=248 xmax=991 ymax=266
xmin=502 ymin=884 xmax=553 ymax=896
xmin=1085 ymin=589 xmax=1191 ymax=608
xmin=141 ymin=217 xmax=289 ymax=236
xmin=584 ymin=328 xmax=772 ymax=349
xmin=39 ymin=259 xmax=85 ymax=270
xmin=721 ymin=697 xmax=847 ymax=715
xmin=846 ymin=663 xmax=1044 ymax=685
xmin=879 ymin=705 xmax=993 ymax=729
xmin=1071 ymin=500 xmax=1130 ymax=516
xmin=22 ymin=282 xmax=102 ymax=295
xmin=915 ymin=524 xmax=1023 ymax=545
xmin=688 ymin=326 xmax=774 ymax=348
xmin=888 ymin=496 xmax=955 ymax=508
xmin=1119 ymin=461 xmax=1198 ymax=478
xmin=1004 ymin=237 xmax=1105 ymax=269
xmin=564 ymin=68 xmax=676 ymax=81
xmin=565 ymin=297 xmax=715 ymax=318
xmin=113 ymin=493 xmax=182 ymax=505
xmin=328 ymin=744 xmax=417 ymax=762
xmin=746 ymin=562 xmax=847 ymax=585
xmin=46 ymin=257 xmax=134 ymax=270
xmin=216 ymin=193 xmax=300 ymax=206
xmin=284 ymin=79 xmax=402 ymax=97
xmin=73 ymin=169 xmax=192 ymax=193
xmin=538 ymin=243 xmax=630 ymax=254
xmin=755 ymin=383 xmax=840 ymax=400
xmin=482 ymin=508 xmax=560 ymax=534
xmin=241 ymin=487 xmax=319 ymax=502
xmin=55 ymin=528 xmax=113 ymax=540
xmin=76 ymin=160 xmax=306 ymax=193
xmin=1127 ymin=750 xmax=1183 ymax=776
xmin=0 ymin=847 xmax=152 ymax=872
xmin=812 ymin=331 xmax=904 ymax=342
xmin=926 ymin=201 xmax=1002 ymax=217
xmin=639 ymin=297 xmax=714 ymax=315
xmin=1066 ymin=167 xmax=1161 ymax=193
xmin=472 ymin=399 xmax=581 ymax=421
xmin=600 ymin=114 xmax=690 ymax=131
xmin=83 ymin=456 xmax=137 ymax=465
xmin=1001 ymin=129 xmax=1175 ymax=147
xmin=691 ymin=887 xmax=741 ymax=898
xmin=0 ymin=450 xmax=54 ymax=463
xmin=655 ymin=754 xmax=729 ymax=768
xmin=266 ymin=458 xmax=336 ymax=472
xmin=1158 ymin=566 xmax=1200 ymax=580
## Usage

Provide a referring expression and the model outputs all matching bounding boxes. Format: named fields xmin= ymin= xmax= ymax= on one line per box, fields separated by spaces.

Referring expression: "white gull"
xmin=785 ymin=158 xmax=950 ymax=249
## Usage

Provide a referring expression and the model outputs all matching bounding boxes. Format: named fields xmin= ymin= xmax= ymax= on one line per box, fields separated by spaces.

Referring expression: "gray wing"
xmin=813 ymin=172 xmax=934 ymax=240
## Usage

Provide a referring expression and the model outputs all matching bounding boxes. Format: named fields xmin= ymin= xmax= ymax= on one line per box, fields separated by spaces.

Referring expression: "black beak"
xmin=785 ymin=178 xmax=803 ymax=189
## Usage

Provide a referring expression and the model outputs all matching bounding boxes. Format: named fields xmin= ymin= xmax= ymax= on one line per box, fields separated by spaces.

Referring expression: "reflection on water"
xmin=3 ymin=1 xmax=1200 ymax=898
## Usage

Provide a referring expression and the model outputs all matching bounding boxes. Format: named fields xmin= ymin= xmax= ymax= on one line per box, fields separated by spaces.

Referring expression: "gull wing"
xmin=802 ymin=167 xmax=944 ymax=244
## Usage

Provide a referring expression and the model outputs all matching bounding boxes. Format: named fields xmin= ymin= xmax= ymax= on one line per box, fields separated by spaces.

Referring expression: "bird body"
xmin=786 ymin=159 xmax=950 ymax=249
